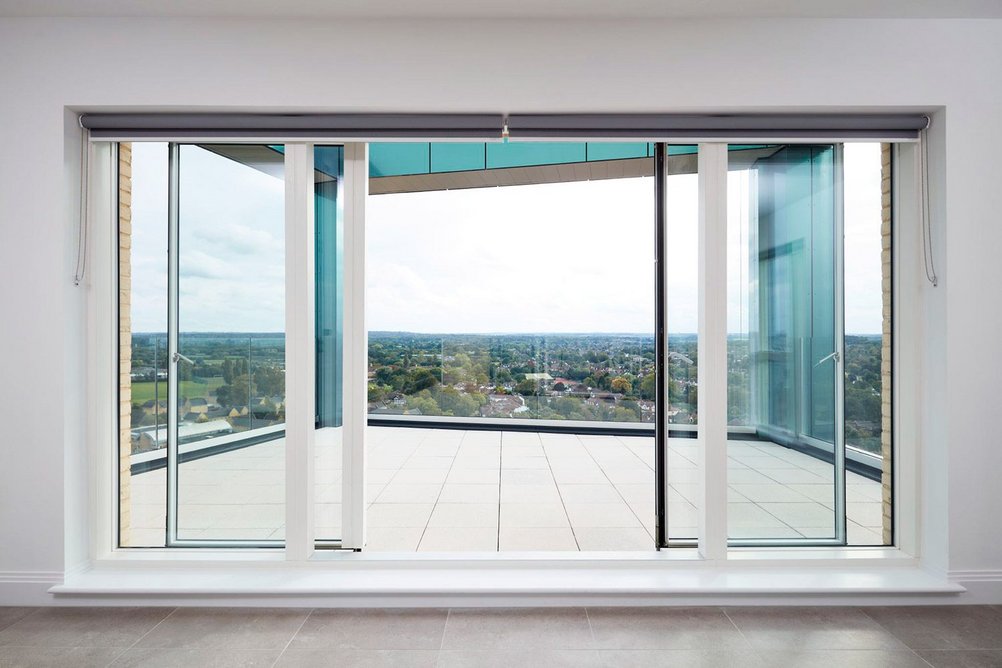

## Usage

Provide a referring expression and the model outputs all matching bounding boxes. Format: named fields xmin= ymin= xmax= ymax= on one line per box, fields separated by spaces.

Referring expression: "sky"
xmin=129 ymin=142 xmax=884 ymax=335
xmin=130 ymin=142 xmax=286 ymax=333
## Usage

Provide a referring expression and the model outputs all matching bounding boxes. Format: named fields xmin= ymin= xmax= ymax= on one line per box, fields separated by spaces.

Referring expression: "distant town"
xmin=127 ymin=332 xmax=884 ymax=455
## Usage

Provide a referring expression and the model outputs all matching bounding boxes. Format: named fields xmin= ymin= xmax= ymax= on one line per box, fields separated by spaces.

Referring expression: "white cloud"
xmin=128 ymin=142 xmax=884 ymax=336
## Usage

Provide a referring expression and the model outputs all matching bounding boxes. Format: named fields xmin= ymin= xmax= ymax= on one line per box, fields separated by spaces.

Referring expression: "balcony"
xmin=125 ymin=425 xmax=884 ymax=550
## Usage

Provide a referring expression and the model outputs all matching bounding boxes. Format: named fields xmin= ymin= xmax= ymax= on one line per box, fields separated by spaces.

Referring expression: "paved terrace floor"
xmin=126 ymin=427 xmax=885 ymax=549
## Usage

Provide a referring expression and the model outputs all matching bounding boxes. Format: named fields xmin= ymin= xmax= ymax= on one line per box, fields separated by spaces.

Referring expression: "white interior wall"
xmin=0 ymin=16 xmax=999 ymax=602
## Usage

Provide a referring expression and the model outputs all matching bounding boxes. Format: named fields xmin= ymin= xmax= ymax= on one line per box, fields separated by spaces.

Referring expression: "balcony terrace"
xmin=126 ymin=426 xmax=884 ymax=550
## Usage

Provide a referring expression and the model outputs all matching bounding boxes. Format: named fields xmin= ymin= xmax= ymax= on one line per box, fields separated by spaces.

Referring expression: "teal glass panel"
xmin=586 ymin=142 xmax=648 ymax=161
xmin=431 ymin=143 xmax=486 ymax=172
xmin=315 ymin=146 xmax=344 ymax=428
xmin=809 ymin=146 xmax=836 ymax=443
xmin=752 ymin=145 xmax=836 ymax=444
xmin=369 ymin=143 xmax=429 ymax=177
xmin=486 ymin=142 xmax=586 ymax=169
xmin=667 ymin=145 xmax=698 ymax=156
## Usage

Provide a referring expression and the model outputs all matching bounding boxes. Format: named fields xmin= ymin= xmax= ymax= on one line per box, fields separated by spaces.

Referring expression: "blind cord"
xmin=73 ymin=123 xmax=90 ymax=287
xmin=919 ymin=125 xmax=938 ymax=288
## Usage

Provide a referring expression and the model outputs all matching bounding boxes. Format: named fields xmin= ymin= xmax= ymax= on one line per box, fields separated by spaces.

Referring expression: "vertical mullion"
xmin=834 ymin=145 xmax=848 ymax=545
xmin=285 ymin=143 xmax=317 ymax=560
xmin=654 ymin=143 xmax=667 ymax=549
xmin=341 ymin=143 xmax=368 ymax=550
xmin=697 ymin=143 xmax=729 ymax=560
xmin=165 ymin=142 xmax=180 ymax=547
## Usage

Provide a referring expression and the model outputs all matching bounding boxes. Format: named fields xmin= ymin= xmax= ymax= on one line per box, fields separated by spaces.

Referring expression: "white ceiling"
xmin=0 ymin=0 xmax=1000 ymax=19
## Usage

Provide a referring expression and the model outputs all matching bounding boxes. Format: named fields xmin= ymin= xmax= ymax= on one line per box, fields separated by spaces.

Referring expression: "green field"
xmin=130 ymin=377 xmax=225 ymax=405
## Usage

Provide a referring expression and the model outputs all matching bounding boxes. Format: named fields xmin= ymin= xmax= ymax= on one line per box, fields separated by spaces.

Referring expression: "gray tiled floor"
xmin=1 ymin=606 xmax=999 ymax=667
xmin=127 ymin=427 xmax=885 ymax=550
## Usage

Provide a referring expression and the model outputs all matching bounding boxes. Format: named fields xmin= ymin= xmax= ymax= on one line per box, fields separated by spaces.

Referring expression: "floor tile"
xmin=499 ymin=503 xmax=570 ymax=528
xmin=564 ymin=503 xmax=643 ymax=528
xmin=442 ymin=608 xmax=593 ymax=649
xmin=438 ymin=648 xmax=766 ymax=668
xmin=390 ymin=469 xmax=450 ymax=485
xmin=728 ymin=525 xmax=802 ymax=539
xmin=427 ymin=503 xmax=499 ymax=528
xmin=0 ymin=608 xmax=36 ymax=632
xmin=916 ymin=649 xmax=1002 ymax=667
xmin=727 ymin=503 xmax=794 ymax=528
xmin=418 ymin=527 xmax=498 ymax=551
xmin=556 ymin=484 xmax=624 ymax=505
xmin=725 ymin=606 xmax=908 ymax=649
xmin=586 ymin=607 xmax=749 ymax=649
xmin=573 ymin=527 xmax=654 ymax=551
xmin=755 ymin=650 xmax=934 ymax=667
xmin=135 ymin=607 xmax=310 ymax=649
xmin=500 ymin=469 xmax=554 ymax=485
xmin=498 ymin=527 xmax=577 ymax=551
xmin=367 ymin=503 xmax=435 ymax=528
xmin=290 ymin=609 xmax=448 ymax=650
xmin=756 ymin=503 xmax=837 ymax=529
xmin=500 ymin=456 xmax=550 ymax=470
xmin=445 ymin=469 xmax=499 ymax=484
xmin=437 ymin=484 xmax=500 ymax=504
xmin=0 ymin=646 xmax=126 ymax=667
xmin=549 ymin=467 xmax=609 ymax=484
xmin=499 ymin=484 xmax=562 ymax=503
xmin=375 ymin=484 xmax=443 ymax=503
xmin=502 ymin=444 xmax=544 ymax=458
xmin=402 ymin=456 xmax=454 ymax=470
xmin=848 ymin=522 xmax=885 ymax=545
xmin=276 ymin=648 xmax=439 ymax=667
xmin=111 ymin=647 xmax=281 ymax=667
xmin=602 ymin=469 xmax=654 ymax=484
xmin=862 ymin=606 xmax=1002 ymax=650
xmin=759 ymin=468 xmax=832 ymax=484
xmin=0 ymin=607 xmax=174 ymax=648
xmin=847 ymin=501 xmax=885 ymax=528
xmin=364 ymin=527 xmax=424 ymax=551
xmin=732 ymin=484 xmax=816 ymax=503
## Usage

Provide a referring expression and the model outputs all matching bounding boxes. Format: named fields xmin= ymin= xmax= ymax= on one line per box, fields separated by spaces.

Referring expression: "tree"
xmin=368 ymin=383 xmax=388 ymax=404
xmin=219 ymin=374 xmax=254 ymax=408
xmin=254 ymin=365 xmax=284 ymax=397
xmin=405 ymin=368 xmax=438 ymax=394
xmin=514 ymin=379 xmax=537 ymax=396
xmin=639 ymin=373 xmax=656 ymax=400
xmin=611 ymin=376 xmax=632 ymax=395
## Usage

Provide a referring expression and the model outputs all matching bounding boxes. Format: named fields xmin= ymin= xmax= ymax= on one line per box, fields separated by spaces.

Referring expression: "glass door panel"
xmin=726 ymin=144 xmax=844 ymax=544
xmin=314 ymin=145 xmax=345 ymax=545
xmin=659 ymin=144 xmax=700 ymax=546
xmin=170 ymin=143 xmax=286 ymax=545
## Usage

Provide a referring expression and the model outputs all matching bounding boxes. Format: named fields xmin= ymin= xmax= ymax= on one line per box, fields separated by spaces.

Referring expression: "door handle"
xmin=814 ymin=350 xmax=840 ymax=367
xmin=172 ymin=352 xmax=194 ymax=365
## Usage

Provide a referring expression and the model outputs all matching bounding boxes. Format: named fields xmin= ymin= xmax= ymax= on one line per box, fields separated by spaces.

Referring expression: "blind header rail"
xmin=79 ymin=113 xmax=505 ymax=140
xmin=506 ymin=113 xmax=929 ymax=140
xmin=80 ymin=112 xmax=929 ymax=141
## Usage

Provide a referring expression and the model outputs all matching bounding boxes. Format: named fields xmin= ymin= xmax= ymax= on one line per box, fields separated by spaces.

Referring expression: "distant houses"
xmin=133 ymin=419 xmax=234 ymax=452
xmin=480 ymin=394 xmax=528 ymax=418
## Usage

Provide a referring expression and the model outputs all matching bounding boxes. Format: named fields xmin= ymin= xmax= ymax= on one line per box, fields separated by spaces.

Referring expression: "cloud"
xmin=127 ymin=142 xmax=885 ymax=336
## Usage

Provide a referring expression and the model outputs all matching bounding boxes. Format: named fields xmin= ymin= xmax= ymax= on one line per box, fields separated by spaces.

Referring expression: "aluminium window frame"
xmin=90 ymin=130 xmax=917 ymax=568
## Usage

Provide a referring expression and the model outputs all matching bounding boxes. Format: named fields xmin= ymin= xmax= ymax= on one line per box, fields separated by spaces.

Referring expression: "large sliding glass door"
xmin=725 ymin=144 xmax=845 ymax=545
xmin=168 ymin=143 xmax=288 ymax=546
xmin=116 ymin=134 xmax=894 ymax=554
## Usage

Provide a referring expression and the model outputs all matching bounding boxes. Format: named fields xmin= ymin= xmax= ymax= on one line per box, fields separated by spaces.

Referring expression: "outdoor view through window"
xmin=117 ymin=140 xmax=891 ymax=551
xmin=367 ymin=170 xmax=658 ymax=424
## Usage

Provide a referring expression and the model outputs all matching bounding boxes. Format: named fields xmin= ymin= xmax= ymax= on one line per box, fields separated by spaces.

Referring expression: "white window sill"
xmin=51 ymin=553 xmax=963 ymax=605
